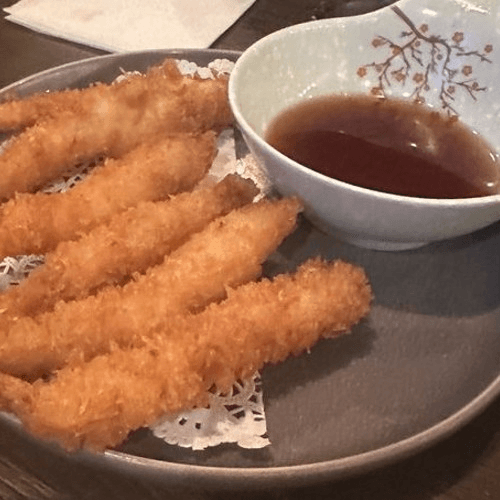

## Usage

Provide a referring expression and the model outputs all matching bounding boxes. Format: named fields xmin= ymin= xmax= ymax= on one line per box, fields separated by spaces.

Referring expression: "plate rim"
xmin=0 ymin=47 xmax=243 ymax=96
xmin=100 ymin=369 xmax=500 ymax=488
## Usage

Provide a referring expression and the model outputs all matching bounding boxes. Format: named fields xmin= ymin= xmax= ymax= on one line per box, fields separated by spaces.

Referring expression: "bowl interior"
xmin=231 ymin=0 xmax=500 ymax=164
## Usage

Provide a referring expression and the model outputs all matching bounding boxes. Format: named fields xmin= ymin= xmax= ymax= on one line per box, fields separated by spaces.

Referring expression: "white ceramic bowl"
xmin=229 ymin=0 xmax=500 ymax=251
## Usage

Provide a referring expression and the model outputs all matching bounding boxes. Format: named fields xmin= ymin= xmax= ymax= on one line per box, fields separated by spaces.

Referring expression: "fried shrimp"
xmin=0 ymin=198 xmax=302 ymax=377
xmin=0 ymin=66 xmax=167 ymax=132
xmin=0 ymin=83 xmax=110 ymax=132
xmin=0 ymin=132 xmax=217 ymax=258
xmin=0 ymin=259 xmax=372 ymax=450
xmin=0 ymin=59 xmax=232 ymax=199
xmin=0 ymin=175 xmax=258 ymax=324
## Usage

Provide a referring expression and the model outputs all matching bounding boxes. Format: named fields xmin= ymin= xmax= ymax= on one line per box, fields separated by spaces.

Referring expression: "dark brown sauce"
xmin=265 ymin=94 xmax=499 ymax=199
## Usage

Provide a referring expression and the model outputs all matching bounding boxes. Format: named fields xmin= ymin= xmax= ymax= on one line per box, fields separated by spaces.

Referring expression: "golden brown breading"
xmin=0 ymin=198 xmax=302 ymax=377
xmin=0 ymin=132 xmax=217 ymax=258
xmin=0 ymin=175 xmax=258 ymax=324
xmin=0 ymin=83 xmax=111 ymax=132
xmin=0 ymin=66 xmax=169 ymax=132
xmin=0 ymin=60 xmax=232 ymax=199
xmin=0 ymin=258 xmax=371 ymax=451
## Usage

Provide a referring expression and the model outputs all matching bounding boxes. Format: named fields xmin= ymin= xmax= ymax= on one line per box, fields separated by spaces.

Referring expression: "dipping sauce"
xmin=265 ymin=94 xmax=499 ymax=199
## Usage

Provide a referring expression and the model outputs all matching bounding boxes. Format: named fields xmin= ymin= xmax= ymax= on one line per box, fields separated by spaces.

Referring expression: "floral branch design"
xmin=357 ymin=6 xmax=493 ymax=115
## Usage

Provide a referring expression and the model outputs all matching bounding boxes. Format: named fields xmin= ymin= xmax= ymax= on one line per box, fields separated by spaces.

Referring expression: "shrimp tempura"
xmin=0 ymin=259 xmax=372 ymax=451
xmin=0 ymin=68 xmax=162 ymax=132
xmin=0 ymin=175 xmax=258 ymax=324
xmin=0 ymin=131 xmax=216 ymax=258
xmin=0 ymin=60 xmax=232 ymax=199
xmin=0 ymin=198 xmax=302 ymax=377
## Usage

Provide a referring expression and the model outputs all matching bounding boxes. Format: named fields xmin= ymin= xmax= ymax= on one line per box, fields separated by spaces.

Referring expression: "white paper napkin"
xmin=4 ymin=0 xmax=255 ymax=52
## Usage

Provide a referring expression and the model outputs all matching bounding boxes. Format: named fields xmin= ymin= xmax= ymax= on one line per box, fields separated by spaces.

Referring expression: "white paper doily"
xmin=0 ymin=58 xmax=271 ymax=450
xmin=152 ymin=373 xmax=269 ymax=450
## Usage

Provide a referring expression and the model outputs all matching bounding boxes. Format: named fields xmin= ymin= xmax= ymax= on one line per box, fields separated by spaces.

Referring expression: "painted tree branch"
xmin=356 ymin=5 xmax=493 ymax=115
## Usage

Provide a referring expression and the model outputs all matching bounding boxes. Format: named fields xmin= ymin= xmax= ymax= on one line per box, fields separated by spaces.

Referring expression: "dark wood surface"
xmin=0 ymin=0 xmax=499 ymax=498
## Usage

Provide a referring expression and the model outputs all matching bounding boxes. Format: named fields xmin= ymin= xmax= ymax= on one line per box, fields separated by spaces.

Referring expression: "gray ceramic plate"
xmin=0 ymin=49 xmax=499 ymax=490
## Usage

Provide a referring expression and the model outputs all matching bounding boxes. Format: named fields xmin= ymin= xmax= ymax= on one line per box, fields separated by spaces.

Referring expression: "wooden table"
xmin=0 ymin=1 xmax=499 ymax=498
